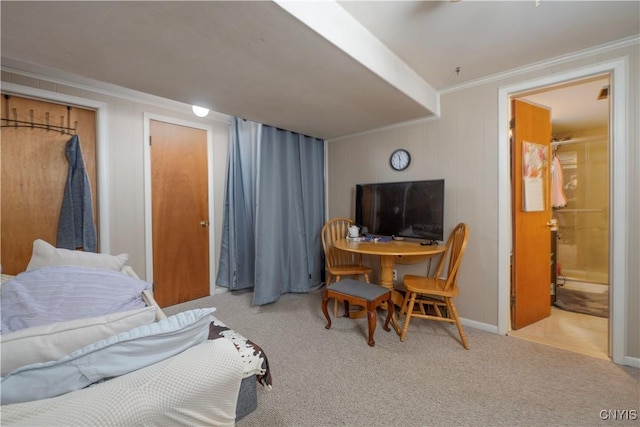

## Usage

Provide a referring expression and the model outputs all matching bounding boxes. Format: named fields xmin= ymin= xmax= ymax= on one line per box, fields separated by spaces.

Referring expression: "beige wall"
xmin=327 ymin=86 xmax=500 ymax=327
xmin=326 ymin=42 xmax=639 ymax=358
xmin=1 ymin=70 xmax=230 ymax=281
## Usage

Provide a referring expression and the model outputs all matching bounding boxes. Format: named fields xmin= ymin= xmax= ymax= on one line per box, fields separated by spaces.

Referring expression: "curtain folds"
xmin=216 ymin=118 xmax=325 ymax=305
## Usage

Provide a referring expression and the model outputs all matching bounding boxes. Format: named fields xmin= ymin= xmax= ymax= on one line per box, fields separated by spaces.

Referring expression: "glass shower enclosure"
xmin=554 ymin=136 xmax=609 ymax=285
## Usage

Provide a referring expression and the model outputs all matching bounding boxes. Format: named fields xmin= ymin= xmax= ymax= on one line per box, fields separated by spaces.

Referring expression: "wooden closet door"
xmin=150 ymin=120 xmax=210 ymax=307
xmin=1 ymin=95 xmax=97 ymax=274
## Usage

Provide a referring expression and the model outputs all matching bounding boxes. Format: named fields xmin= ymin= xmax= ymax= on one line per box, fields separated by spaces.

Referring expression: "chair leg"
xmin=446 ymin=297 xmax=469 ymax=350
xmin=399 ymin=291 xmax=410 ymax=320
xmin=366 ymin=301 xmax=377 ymax=347
xmin=343 ymin=300 xmax=351 ymax=318
xmin=329 ymin=276 xmax=340 ymax=317
xmin=322 ymin=290 xmax=332 ymax=330
xmin=400 ymin=292 xmax=416 ymax=342
xmin=383 ymin=297 xmax=397 ymax=333
xmin=418 ymin=301 xmax=427 ymax=315
xmin=433 ymin=302 xmax=444 ymax=317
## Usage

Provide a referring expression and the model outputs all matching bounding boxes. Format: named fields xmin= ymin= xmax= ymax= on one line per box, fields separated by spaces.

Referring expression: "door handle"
xmin=545 ymin=218 xmax=558 ymax=231
xmin=200 ymin=221 xmax=209 ymax=227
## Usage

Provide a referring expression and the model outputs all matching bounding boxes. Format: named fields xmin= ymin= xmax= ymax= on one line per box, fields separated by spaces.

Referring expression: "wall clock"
xmin=390 ymin=148 xmax=411 ymax=171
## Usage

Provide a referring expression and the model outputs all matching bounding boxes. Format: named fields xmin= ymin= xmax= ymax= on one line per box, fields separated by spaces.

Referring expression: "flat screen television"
xmin=355 ymin=179 xmax=445 ymax=241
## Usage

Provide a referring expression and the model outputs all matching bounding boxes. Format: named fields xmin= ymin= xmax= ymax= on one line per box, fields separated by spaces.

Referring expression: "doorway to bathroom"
xmin=510 ymin=74 xmax=611 ymax=360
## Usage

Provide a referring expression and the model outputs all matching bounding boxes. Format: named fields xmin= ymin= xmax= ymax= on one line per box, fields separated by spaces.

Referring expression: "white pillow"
xmin=1 ymin=266 xmax=150 ymax=333
xmin=0 ymin=307 xmax=216 ymax=405
xmin=1 ymin=306 xmax=157 ymax=376
xmin=26 ymin=239 xmax=128 ymax=272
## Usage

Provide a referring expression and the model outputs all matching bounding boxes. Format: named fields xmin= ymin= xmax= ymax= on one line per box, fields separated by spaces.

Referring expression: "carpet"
xmin=163 ymin=289 xmax=639 ymax=427
xmin=554 ymin=285 xmax=609 ymax=318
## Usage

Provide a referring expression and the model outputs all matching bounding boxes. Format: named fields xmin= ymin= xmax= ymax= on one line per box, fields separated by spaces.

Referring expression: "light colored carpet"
xmin=164 ymin=288 xmax=639 ymax=427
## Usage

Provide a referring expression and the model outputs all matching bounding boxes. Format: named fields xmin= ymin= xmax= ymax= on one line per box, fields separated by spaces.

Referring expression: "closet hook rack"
xmin=1 ymin=96 xmax=78 ymax=136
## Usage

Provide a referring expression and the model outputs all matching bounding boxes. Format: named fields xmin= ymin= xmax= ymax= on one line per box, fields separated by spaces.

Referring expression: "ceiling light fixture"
xmin=192 ymin=105 xmax=210 ymax=118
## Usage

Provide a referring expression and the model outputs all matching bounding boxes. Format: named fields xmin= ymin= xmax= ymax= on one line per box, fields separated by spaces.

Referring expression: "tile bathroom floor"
xmin=509 ymin=306 xmax=608 ymax=360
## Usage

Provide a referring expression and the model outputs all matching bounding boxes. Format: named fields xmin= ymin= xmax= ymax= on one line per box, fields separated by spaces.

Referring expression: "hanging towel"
xmin=56 ymin=135 xmax=97 ymax=252
xmin=551 ymin=154 xmax=567 ymax=208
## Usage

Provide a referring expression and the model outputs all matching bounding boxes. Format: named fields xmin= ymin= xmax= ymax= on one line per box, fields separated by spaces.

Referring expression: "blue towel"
xmin=56 ymin=135 xmax=97 ymax=252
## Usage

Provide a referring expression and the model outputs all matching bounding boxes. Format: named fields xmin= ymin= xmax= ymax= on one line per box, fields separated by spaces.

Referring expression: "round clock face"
xmin=390 ymin=149 xmax=411 ymax=171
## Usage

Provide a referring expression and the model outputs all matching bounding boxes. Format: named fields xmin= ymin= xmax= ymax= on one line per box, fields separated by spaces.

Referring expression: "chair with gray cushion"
xmin=321 ymin=278 xmax=397 ymax=347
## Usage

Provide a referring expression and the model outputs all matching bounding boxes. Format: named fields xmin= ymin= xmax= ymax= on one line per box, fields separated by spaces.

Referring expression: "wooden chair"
xmin=322 ymin=278 xmax=397 ymax=347
xmin=321 ymin=218 xmax=373 ymax=315
xmin=399 ymin=223 xmax=470 ymax=349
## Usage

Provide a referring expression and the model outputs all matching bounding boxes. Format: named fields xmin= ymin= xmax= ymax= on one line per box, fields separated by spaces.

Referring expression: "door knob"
xmin=545 ymin=218 xmax=558 ymax=231
xmin=200 ymin=221 xmax=209 ymax=227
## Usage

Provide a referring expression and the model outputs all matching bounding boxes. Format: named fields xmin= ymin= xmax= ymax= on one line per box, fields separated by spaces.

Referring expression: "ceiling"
xmin=521 ymin=75 xmax=611 ymax=136
xmin=1 ymin=1 xmax=638 ymax=139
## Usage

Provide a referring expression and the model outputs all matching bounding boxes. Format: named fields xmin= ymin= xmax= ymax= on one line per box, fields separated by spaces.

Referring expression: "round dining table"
xmin=333 ymin=238 xmax=446 ymax=307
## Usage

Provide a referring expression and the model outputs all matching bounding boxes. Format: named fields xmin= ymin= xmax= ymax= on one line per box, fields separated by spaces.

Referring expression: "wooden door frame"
xmin=143 ymin=113 xmax=216 ymax=297
xmin=1 ymin=82 xmax=111 ymax=252
xmin=498 ymin=58 xmax=628 ymax=364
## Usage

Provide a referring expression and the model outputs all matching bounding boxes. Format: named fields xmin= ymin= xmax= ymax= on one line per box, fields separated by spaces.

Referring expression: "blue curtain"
xmin=216 ymin=117 xmax=325 ymax=305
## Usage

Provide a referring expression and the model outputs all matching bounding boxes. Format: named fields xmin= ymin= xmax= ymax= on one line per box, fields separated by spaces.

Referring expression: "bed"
xmin=0 ymin=239 xmax=271 ymax=425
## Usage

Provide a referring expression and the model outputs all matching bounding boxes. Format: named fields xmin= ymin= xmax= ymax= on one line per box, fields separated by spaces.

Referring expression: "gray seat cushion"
xmin=329 ymin=279 xmax=389 ymax=301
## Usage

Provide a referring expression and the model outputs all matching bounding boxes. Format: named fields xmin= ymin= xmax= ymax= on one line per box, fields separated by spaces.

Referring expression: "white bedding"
xmin=1 ymin=308 xmax=215 ymax=405
xmin=1 ymin=339 xmax=244 ymax=426
xmin=0 ymin=261 xmax=270 ymax=424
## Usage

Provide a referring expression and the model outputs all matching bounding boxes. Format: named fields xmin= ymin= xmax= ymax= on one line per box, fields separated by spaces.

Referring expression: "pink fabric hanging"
xmin=551 ymin=154 xmax=567 ymax=208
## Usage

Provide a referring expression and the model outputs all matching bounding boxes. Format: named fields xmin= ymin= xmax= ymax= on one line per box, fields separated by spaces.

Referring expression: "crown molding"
xmin=440 ymin=35 xmax=639 ymax=95
xmin=1 ymin=57 xmax=230 ymax=123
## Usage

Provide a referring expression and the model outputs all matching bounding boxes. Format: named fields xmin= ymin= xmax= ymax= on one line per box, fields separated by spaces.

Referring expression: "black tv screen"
xmin=355 ymin=179 xmax=445 ymax=241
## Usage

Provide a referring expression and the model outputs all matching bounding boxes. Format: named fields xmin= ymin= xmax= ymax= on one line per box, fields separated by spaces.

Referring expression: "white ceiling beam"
xmin=275 ymin=0 xmax=439 ymax=117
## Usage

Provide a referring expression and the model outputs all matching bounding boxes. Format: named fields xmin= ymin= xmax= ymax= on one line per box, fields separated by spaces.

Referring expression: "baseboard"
xmin=461 ymin=317 xmax=498 ymax=334
xmin=623 ymin=356 xmax=640 ymax=369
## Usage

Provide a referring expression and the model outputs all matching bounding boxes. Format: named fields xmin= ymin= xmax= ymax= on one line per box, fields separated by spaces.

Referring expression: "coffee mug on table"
xmin=348 ymin=225 xmax=359 ymax=238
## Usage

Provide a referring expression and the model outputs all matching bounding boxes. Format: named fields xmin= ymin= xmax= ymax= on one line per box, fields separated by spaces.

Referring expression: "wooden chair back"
xmin=321 ymin=218 xmax=362 ymax=268
xmin=433 ymin=223 xmax=469 ymax=292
